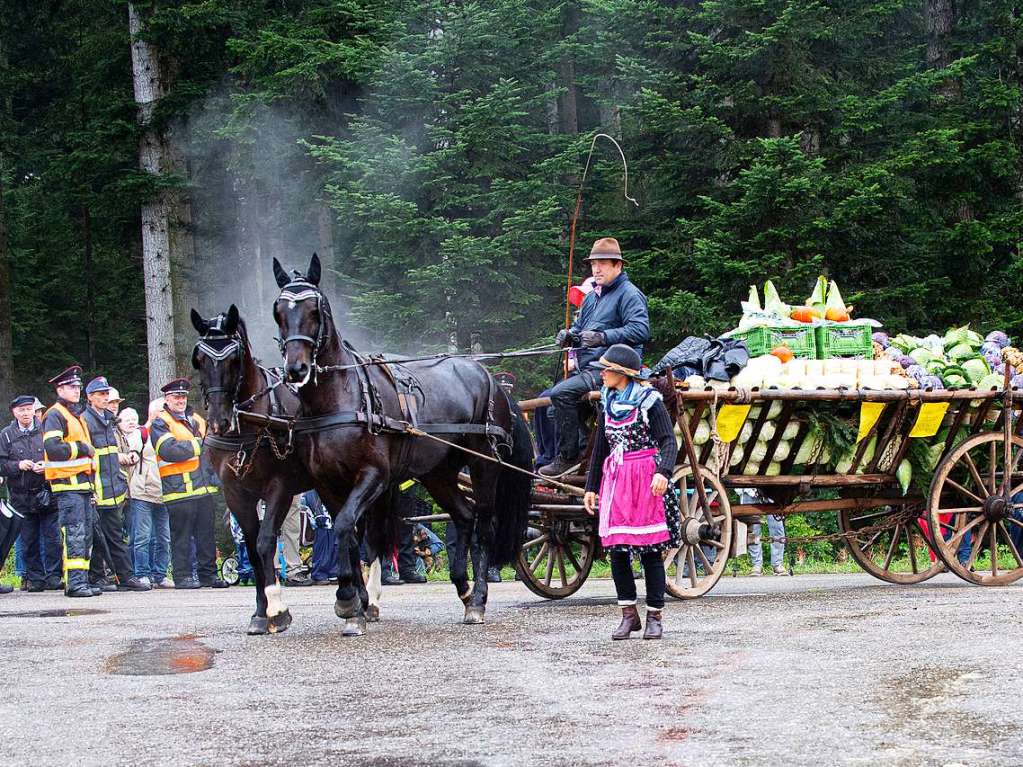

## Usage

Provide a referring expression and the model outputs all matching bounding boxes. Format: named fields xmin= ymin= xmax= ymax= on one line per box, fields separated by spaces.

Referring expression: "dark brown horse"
xmin=191 ymin=305 xmax=386 ymax=636
xmin=271 ymin=253 xmax=534 ymax=628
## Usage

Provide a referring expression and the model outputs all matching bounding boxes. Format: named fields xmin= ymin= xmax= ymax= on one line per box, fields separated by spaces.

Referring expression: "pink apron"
xmin=598 ymin=446 xmax=670 ymax=548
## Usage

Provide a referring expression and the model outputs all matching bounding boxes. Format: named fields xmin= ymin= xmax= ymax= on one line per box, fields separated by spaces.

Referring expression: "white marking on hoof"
xmin=463 ymin=606 xmax=485 ymax=624
xmin=265 ymin=582 xmax=284 ymax=618
xmin=342 ymin=617 xmax=367 ymax=637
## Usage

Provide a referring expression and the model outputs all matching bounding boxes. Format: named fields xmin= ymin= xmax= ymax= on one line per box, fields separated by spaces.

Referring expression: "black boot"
xmin=538 ymin=455 xmax=578 ymax=477
xmin=612 ymin=605 xmax=642 ymax=640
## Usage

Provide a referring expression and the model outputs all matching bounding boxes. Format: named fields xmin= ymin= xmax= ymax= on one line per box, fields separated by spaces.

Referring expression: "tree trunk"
xmin=556 ymin=2 xmax=580 ymax=135
xmin=0 ymin=168 xmax=12 ymax=408
xmin=129 ymin=2 xmax=177 ymax=398
xmin=926 ymin=0 xmax=959 ymax=98
xmin=83 ymin=205 xmax=96 ymax=371
xmin=317 ymin=204 xmax=337 ymax=302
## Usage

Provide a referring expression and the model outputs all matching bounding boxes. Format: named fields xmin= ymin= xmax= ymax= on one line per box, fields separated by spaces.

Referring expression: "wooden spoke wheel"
xmin=927 ymin=432 xmax=1023 ymax=586
xmin=839 ymin=505 xmax=943 ymax=585
xmin=664 ymin=466 xmax=732 ymax=600
xmin=516 ymin=512 xmax=597 ymax=599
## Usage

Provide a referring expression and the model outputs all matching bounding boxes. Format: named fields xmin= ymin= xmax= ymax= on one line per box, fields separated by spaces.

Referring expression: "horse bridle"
xmin=192 ymin=326 xmax=244 ymax=412
xmin=275 ymin=279 xmax=332 ymax=382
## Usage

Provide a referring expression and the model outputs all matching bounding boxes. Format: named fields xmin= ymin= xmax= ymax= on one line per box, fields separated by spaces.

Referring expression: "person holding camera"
xmin=538 ymin=238 xmax=651 ymax=477
xmin=0 ymin=394 xmax=62 ymax=592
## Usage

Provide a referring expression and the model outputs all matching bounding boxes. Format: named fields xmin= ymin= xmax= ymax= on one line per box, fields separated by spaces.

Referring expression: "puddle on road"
xmin=106 ymin=635 xmax=216 ymax=676
xmin=0 ymin=608 xmax=107 ymax=618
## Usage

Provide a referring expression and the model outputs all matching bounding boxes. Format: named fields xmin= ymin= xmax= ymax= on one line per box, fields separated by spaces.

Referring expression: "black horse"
xmin=190 ymin=305 xmax=387 ymax=637
xmin=271 ymin=253 xmax=534 ymax=627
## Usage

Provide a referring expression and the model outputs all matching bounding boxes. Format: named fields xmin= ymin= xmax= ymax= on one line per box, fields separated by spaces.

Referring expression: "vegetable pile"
xmin=877 ymin=326 xmax=1021 ymax=391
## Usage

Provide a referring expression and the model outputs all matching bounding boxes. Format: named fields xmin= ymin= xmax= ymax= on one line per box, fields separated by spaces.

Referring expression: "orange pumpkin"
xmin=825 ymin=307 xmax=850 ymax=322
xmin=770 ymin=345 xmax=795 ymax=363
xmin=790 ymin=307 xmax=816 ymax=323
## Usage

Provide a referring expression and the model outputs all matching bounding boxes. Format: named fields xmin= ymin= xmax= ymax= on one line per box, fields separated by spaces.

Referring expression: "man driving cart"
xmin=538 ymin=237 xmax=651 ymax=477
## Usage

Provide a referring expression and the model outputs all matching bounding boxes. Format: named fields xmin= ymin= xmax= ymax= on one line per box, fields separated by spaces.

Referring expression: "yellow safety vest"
xmin=43 ymin=403 xmax=94 ymax=492
xmin=155 ymin=413 xmax=214 ymax=502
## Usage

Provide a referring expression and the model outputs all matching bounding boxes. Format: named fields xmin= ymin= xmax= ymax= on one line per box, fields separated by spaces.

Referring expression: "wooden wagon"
xmin=511 ymin=374 xmax=1023 ymax=600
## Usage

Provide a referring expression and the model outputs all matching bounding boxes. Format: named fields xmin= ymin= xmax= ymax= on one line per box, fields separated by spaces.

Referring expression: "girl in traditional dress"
xmin=583 ymin=345 xmax=681 ymax=640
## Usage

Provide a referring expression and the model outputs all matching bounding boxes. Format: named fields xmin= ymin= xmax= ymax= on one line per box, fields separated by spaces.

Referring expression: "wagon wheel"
xmin=839 ymin=504 xmax=943 ymax=585
xmin=664 ymin=465 xmax=732 ymax=600
xmin=927 ymin=432 xmax=1023 ymax=586
xmin=516 ymin=513 xmax=597 ymax=599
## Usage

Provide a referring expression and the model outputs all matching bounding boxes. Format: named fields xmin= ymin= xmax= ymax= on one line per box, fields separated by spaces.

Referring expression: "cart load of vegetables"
xmin=875 ymin=325 xmax=1023 ymax=390
xmin=731 ymin=276 xmax=880 ymax=334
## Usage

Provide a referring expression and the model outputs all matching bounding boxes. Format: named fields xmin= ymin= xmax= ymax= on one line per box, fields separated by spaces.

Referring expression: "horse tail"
xmin=490 ymin=390 xmax=535 ymax=568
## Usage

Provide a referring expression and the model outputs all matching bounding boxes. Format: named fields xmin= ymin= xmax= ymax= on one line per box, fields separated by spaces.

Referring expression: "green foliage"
xmin=2 ymin=0 xmax=1022 ymax=405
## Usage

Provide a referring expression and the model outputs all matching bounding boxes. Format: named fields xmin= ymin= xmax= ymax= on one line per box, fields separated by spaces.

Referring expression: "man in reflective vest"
xmin=42 ymin=365 xmax=99 ymax=597
xmin=83 ymin=376 xmax=149 ymax=592
xmin=149 ymin=378 xmax=227 ymax=589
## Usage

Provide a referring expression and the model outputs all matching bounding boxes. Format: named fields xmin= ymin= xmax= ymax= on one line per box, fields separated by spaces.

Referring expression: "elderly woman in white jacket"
xmin=118 ymin=402 xmax=174 ymax=588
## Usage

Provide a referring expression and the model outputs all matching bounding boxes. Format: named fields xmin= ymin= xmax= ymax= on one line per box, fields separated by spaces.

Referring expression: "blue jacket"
xmin=570 ymin=271 xmax=651 ymax=371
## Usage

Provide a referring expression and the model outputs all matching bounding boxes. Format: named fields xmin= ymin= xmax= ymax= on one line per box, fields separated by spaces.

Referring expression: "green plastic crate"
xmin=733 ymin=326 xmax=817 ymax=359
xmin=815 ymin=324 xmax=873 ymax=359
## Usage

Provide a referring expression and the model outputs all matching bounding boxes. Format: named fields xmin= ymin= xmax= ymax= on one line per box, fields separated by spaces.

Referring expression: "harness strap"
xmin=235 ymin=409 xmax=509 ymax=441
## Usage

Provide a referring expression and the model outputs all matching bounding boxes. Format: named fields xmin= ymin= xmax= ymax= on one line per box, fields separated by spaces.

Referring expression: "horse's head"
xmin=272 ymin=252 xmax=333 ymax=387
xmin=190 ymin=304 xmax=246 ymax=435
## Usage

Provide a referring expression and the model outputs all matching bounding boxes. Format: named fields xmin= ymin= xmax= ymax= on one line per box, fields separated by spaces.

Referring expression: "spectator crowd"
xmin=0 ymin=365 xmax=479 ymax=597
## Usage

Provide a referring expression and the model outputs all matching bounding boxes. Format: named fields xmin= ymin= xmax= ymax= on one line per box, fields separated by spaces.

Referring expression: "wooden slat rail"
xmin=759 ymin=402 xmax=794 ymax=474
xmin=866 ymin=400 xmax=906 ymax=474
xmin=733 ymin=403 xmax=770 ymax=475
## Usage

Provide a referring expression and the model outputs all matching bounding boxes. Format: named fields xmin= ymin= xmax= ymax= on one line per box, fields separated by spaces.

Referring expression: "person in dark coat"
xmin=82 ymin=377 xmax=148 ymax=592
xmin=0 ymin=395 xmax=62 ymax=591
xmin=539 ymin=238 xmax=651 ymax=477
xmin=42 ymin=365 xmax=100 ymax=598
xmin=149 ymin=378 xmax=227 ymax=589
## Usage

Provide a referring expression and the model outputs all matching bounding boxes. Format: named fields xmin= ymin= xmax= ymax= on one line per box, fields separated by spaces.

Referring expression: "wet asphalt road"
xmin=1 ymin=573 xmax=1021 ymax=767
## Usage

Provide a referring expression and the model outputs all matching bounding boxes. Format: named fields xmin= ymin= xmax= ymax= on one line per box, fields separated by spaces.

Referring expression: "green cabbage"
xmin=977 ymin=373 xmax=1004 ymax=390
xmin=765 ymin=461 xmax=783 ymax=476
xmin=961 ymin=357 xmax=990 ymax=384
xmin=897 ymin=459 xmax=912 ymax=495
xmin=693 ymin=421 xmax=711 ymax=446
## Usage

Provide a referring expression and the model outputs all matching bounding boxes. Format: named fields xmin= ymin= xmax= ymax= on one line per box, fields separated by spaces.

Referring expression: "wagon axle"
xmin=982 ymin=494 xmax=1009 ymax=521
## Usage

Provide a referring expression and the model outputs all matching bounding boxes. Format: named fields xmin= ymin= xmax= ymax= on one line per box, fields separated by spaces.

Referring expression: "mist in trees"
xmin=1 ymin=0 xmax=1021 ymax=404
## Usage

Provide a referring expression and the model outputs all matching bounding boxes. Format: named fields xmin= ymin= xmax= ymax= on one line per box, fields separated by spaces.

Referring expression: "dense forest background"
xmin=1 ymin=0 xmax=1022 ymax=409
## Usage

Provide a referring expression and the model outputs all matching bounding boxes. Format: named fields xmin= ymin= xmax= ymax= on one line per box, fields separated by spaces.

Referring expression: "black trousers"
xmin=0 ymin=510 xmax=22 ymax=579
xmin=89 ymin=503 xmax=134 ymax=583
xmin=609 ymin=549 xmax=666 ymax=610
xmin=549 ymin=369 xmax=601 ymax=461
xmin=56 ymin=491 xmax=93 ymax=591
xmin=19 ymin=506 xmax=62 ymax=584
xmin=169 ymin=495 xmax=217 ymax=585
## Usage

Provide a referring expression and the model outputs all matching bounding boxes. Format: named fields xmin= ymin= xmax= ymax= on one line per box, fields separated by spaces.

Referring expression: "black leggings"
xmin=609 ymin=549 xmax=666 ymax=610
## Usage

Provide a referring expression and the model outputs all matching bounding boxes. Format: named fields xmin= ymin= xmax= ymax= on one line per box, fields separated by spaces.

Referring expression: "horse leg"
xmin=366 ymin=558 xmax=382 ymax=622
xmin=324 ymin=468 xmax=386 ymax=637
xmin=465 ymin=462 xmax=500 ymax=623
xmin=236 ymin=503 xmax=270 ymax=635
xmin=256 ymin=497 xmax=292 ymax=634
xmin=421 ymin=471 xmax=479 ymax=623
xmin=223 ymin=486 xmax=269 ymax=635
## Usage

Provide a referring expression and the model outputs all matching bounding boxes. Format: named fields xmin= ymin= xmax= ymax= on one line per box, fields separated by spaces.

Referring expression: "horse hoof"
xmin=334 ymin=596 xmax=360 ymax=619
xmin=268 ymin=608 xmax=292 ymax=634
xmin=247 ymin=615 xmax=269 ymax=635
xmin=342 ymin=617 xmax=367 ymax=637
xmin=463 ymin=606 xmax=485 ymax=625
xmin=366 ymin=604 xmax=380 ymax=623
xmin=459 ymin=588 xmax=474 ymax=606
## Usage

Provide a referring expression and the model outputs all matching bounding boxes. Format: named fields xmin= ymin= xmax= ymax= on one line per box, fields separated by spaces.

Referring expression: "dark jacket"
xmin=0 ymin=418 xmax=48 ymax=507
xmin=83 ymin=405 xmax=128 ymax=508
xmin=570 ymin=271 xmax=651 ymax=371
xmin=150 ymin=406 xmax=219 ymax=504
xmin=42 ymin=398 xmax=94 ymax=494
